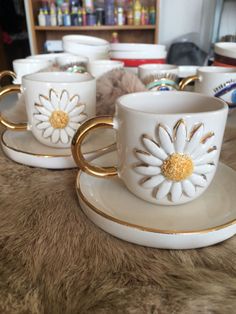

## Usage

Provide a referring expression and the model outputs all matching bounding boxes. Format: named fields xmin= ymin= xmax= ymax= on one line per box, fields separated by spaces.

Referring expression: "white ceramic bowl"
xmin=110 ymin=50 xmax=167 ymax=60
xmin=214 ymin=42 xmax=236 ymax=59
xmin=88 ymin=60 xmax=124 ymax=78
xmin=138 ymin=63 xmax=178 ymax=80
xmin=27 ymin=53 xmax=69 ymax=64
xmin=110 ymin=43 xmax=166 ymax=52
xmin=56 ymin=54 xmax=88 ymax=67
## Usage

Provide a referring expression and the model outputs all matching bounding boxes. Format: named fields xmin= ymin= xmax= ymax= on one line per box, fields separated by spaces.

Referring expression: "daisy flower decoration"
xmin=134 ymin=119 xmax=217 ymax=203
xmin=34 ymin=89 xmax=87 ymax=144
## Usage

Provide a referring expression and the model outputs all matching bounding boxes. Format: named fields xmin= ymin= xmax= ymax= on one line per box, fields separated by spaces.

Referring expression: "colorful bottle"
xmin=78 ymin=8 xmax=83 ymax=25
xmin=117 ymin=7 xmax=124 ymax=25
xmin=57 ymin=8 xmax=63 ymax=26
xmin=82 ymin=7 xmax=87 ymax=25
xmin=44 ymin=9 xmax=51 ymax=26
xmin=63 ymin=9 xmax=71 ymax=26
xmin=50 ymin=4 xmax=57 ymax=26
xmin=133 ymin=0 xmax=141 ymax=25
xmin=127 ymin=8 xmax=133 ymax=25
xmin=71 ymin=6 xmax=79 ymax=25
xmin=38 ymin=8 xmax=46 ymax=26
xmin=140 ymin=6 xmax=145 ymax=25
xmin=149 ymin=6 xmax=156 ymax=25
xmin=105 ymin=0 xmax=115 ymax=25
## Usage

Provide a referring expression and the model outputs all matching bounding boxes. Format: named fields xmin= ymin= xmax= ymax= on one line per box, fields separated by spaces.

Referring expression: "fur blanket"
xmin=0 ymin=70 xmax=236 ymax=314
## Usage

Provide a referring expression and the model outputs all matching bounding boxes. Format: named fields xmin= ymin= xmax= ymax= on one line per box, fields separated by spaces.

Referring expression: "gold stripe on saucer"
xmin=1 ymin=131 xmax=116 ymax=158
xmin=76 ymin=171 xmax=236 ymax=235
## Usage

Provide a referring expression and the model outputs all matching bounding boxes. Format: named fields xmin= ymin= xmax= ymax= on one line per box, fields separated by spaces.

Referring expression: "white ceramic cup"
xmin=179 ymin=66 xmax=236 ymax=109
xmin=87 ymin=60 xmax=124 ymax=78
xmin=56 ymin=54 xmax=88 ymax=73
xmin=138 ymin=64 xmax=179 ymax=91
xmin=12 ymin=58 xmax=52 ymax=84
xmin=0 ymin=72 xmax=96 ymax=148
xmin=72 ymin=91 xmax=228 ymax=206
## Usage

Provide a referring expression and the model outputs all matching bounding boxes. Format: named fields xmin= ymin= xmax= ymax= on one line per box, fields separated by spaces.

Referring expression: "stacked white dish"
xmin=62 ymin=35 xmax=110 ymax=61
xmin=110 ymin=43 xmax=167 ymax=73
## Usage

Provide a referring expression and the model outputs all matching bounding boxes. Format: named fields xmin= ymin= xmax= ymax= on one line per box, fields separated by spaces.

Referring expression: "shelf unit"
xmin=27 ymin=0 xmax=160 ymax=54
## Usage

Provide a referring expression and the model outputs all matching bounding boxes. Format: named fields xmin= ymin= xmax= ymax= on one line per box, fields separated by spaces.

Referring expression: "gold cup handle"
xmin=179 ymin=75 xmax=199 ymax=90
xmin=0 ymin=83 xmax=28 ymax=131
xmin=71 ymin=116 xmax=117 ymax=177
xmin=0 ymin=70 xmax=16 ymax=83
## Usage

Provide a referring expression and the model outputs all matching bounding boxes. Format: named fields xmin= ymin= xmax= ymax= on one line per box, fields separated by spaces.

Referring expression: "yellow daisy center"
xmin=161 ymin=153 xmax=193 ymax=181
xmin=49 ymin=110 xmax=69 ymax=129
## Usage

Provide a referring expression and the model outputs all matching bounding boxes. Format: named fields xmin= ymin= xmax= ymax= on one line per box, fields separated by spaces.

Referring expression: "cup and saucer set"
xmin=0 ymin=70 xmax=116 ymax=169
xmin=1 ymin=65 xmax=236 ymax=250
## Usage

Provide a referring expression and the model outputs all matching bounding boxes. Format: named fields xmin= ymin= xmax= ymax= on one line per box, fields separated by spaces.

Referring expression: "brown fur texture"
xmin=1 ymin=70 xmax=236 ymax=314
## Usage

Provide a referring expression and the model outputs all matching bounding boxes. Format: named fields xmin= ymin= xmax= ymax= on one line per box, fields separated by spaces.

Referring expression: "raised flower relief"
xmin=133 ymin=119 xmax=217 ymax=202
xmin=34 ymin=89 xmax=87 ymax=144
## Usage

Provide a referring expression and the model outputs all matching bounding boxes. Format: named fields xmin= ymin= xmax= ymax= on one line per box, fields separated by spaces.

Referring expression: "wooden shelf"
xmin=34 ymin=25 xmax=156 ymax=31
xmin=28 ymin=0 xmax=160 ymax=54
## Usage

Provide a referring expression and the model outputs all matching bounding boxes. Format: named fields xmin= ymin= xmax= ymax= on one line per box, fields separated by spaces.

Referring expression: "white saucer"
xmin=1 ymin=129 xmax=115 ymax=169
xmin=76 ymin=151 xmax=236 ymax=249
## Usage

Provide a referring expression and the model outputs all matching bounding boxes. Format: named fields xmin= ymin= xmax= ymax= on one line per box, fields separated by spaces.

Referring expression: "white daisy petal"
xmin=194 ymin=164 xmax=215 ymax=175
xmin=35 ymin=105 xmax=51 ymax=116
xmin=68 ymin=122 xmax=80 ymax=131
xmin=49 ymin=89 xmax=59 ymax=109
xmin=141 ymin=175 xmax=165 ymax=189
xmin=185 ymin=124 xmax=204 ymax=155
xmin=156 ymin=180 xmax=172 ymax=200
xmin=171 ymin=182 xmax=182 ymax=202
xmin=59 ymin=90 xmax=69 ymax=110
xmin=43 ymin=126 xmax=54 ymax=138
xmin=142 ymin=136 xmax=167 ymax=160
xmin=34 ymin=114 xmax=49 ymax=122
xmin=66 ymin=95 xmax=80 ymax=112
xmin=60 ymin=129 xmax=69 ymax=144
xmin=39 ymin=95 xmax=54 ymax=112
xmin=37 ymin=122 xmax=51 ymax=129
xmin=134 ymin=165 xmax=161 ymax=176
xmin=70 ymin=114 xmax=87 ymax=123
xmin=191 ymin=134 xmax=215 ymax=159
xmin=158 ymin=125 xmax=174 ymax=155
xmin=52 ymin=129 xmax=60 ymax=143
xmin=189 ymin=174 xmax=207 ymax=187
xmin=69 ymin=106 xmax=86 ymax=117
xmin=135 ymin=150 xmax=163 ymax=166
xmin=65 ymin=126 xmax=76 ymax=137
xmin=174 ymin=120 xmax=187 ymax=153
xmin=182 ymin=180 xmax=195 ymax=197
xmin=194 ymin=149 xmax=217 ymax=165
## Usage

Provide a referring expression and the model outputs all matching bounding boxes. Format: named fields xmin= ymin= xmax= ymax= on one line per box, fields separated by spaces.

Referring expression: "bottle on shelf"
xmin=140 ymin=6 xmax=146 ymax=25
xmin=38 ymin=8 xmax=46 ymax=26
xmin=63 ymin=9 xmax=71 ymax=26
xmin=127 ymin=7 xmax=133 ymax=25
xmin=78 ymin=8 xmax=83 ymax=25
xmin=133 ymin=0 xmax=141 ymax=25
xmin=44 ymin=8 xmax=51 ymax=26
xmin=57 ymin=7 xmax=63 ymax=26
xmin=105 ymin=0 xmax=115 ymax=25
xmin=149 ymin=5 xmax=156 ymax=25
xmin=50 ymin=1 xmax=57 ymax=26
xmin=71 ymin=5 xmax=79 ymax=25
xmin=117 ymin=7 xmax=124 ymax=26
xmin=82 ymin=7 xmax=87 ymax=25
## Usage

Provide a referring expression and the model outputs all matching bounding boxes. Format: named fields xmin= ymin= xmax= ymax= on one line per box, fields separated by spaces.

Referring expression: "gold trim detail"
xmin=1 ymin=130 xmax=116 ymax=158
xmin=0 ymin=70 xmax=16 ymax=82
xmin=76 ymin=171 xmax=236 ymax=235
xmin=71 ymin=115 xmax=117 ymax=177
xmin=0 ymin=84 xmax=27 ymax=131
xmin=179 ymin=75 xmax=199 ymax=90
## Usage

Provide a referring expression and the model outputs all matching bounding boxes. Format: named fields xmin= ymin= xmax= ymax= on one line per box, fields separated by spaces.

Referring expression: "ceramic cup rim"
xmin=22 ymin=71 xmax=94 ymax=84
xmin=116 ymin=91 xmax=228 ymax=116
xmin=197 ymin=66 xmax=236 ymax=74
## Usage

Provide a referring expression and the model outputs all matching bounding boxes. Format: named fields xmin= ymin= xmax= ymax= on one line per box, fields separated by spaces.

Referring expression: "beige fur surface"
xmin=0 ymin=70 xmax=236 ymax=314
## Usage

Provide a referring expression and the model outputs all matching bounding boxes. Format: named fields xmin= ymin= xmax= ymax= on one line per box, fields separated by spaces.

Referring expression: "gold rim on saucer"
xmin=76 ymin=171 xmax=236 ymax=235
xmin=1 ymin=130 xmax=116 ymax=158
